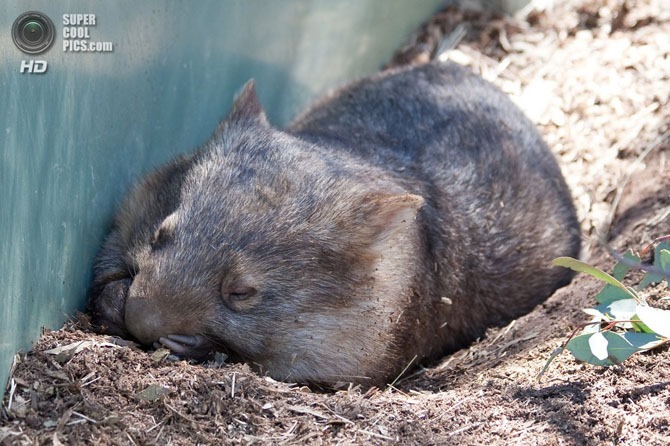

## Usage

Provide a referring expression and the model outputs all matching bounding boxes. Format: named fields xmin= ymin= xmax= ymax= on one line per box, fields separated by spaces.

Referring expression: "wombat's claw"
xmin=158 ymin=334 xmax=214 ymax=361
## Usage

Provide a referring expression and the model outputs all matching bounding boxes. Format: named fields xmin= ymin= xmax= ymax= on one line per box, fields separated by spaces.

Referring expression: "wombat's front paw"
xmin=89 ymin=278 xmax=131 ymax=337
xmin=156 ymin=334 xmax=216 ymax=361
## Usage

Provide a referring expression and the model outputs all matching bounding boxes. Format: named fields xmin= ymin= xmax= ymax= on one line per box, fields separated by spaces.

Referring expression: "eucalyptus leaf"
xmin=621 ymin=332 xmax=664 ymax=350
xmin=582 ymin=308 xmax=604 ymax=318
xmin=549 ymin=244 xmax=670 ymax=374
xmin=659 ymin=249 xmax=670 ymax=275
xmin=566 ymin=331 xmax=639 ymax=366
xmin=639 ymin=243 xmax=670 ymax=289
xmin=588 ymin=332 xmax=609 ymax=360
xmin=552 ymin=257 xmax=636 ymax=300
xmin=537 ymin=346 xmax=565 ymax=381
xmin=595 ymin=284 xmax=636 ymax=305
xmin=630 ymin=318 xmax=654 ymax=334
xmin=638 ymin=272 xmax=662 ymax=290
xmin=655 ymin=242 xmax=670 ymax=261
xmin=581 ymin=307 xmax=605 ymax=333
xmin=657 ymin=241 xmax=670 ymax=250
xmin=636 ymin=305 xmax=670 ymax=338
xmin=612 ymin=249 xmax=641 ymax=281
xmin=607 ymin=298 xmax=638 ymax=321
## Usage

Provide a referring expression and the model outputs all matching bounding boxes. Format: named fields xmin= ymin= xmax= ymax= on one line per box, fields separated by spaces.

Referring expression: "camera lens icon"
xmin=12 ymin=11 xmax=55 ymax=54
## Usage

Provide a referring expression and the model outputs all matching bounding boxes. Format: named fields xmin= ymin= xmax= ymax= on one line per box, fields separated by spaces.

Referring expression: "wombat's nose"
xmin=124 ymin=295 xmax=166 ymax=346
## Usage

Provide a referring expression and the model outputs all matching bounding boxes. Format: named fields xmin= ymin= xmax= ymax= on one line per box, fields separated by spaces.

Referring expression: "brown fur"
xmin=88 ymin=62 xmax=580 ymax=386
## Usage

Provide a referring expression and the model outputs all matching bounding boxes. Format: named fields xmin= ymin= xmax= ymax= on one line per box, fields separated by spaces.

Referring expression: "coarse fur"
xmin=88 ymin=61 xmax=581 ymax=386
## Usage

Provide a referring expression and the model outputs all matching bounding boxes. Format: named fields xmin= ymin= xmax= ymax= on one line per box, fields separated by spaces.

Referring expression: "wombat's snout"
xmin=123 ymin=285 xmax=218 ymax=361
xmin=124 ymin=294 xmax=164 ymax=346
xmin=123 ymin=277 xmax=211 ymax=350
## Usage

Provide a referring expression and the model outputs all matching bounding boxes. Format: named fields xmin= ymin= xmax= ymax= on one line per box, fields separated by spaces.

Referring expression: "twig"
xmin=6 ymin=379 xmax=17 ymax=412
xmin=436 ymin=23 xmax=469 ymax=61
xmin=287 ymin=405 xmax=329 ymax=420
xmin=81 ymin=376 xmax=101 ymax=387
xmin=70 ymin=411 xmax=98 ymax=424
xmin=641 ymin=235 xmax=670 ymax=257
xmin=447 ymin=422 xmax=482 ymax=437
xmin=434 ymin=397 xmax=471 ymax=421
xmin=397 ymin=364 xmax=430 ymax=382
xmin=125 ymin=432 xmax=138 ymax=446
xmin=316 ymin=403 xmax=355 ymax=425
xmin=231 ymin=372 xmax=236 ymax=398
xmin=357 ymin=428 xmax=395 ymax=441
xmin=164 ymin=402 xmax=196 ymax=423
xmin=489 ymin=319 xmax=516 ymax=345
xmin=386 ymin=355 xmax=417 ymax=390
xmin=146 ymin=419 xmax=165 ymax=433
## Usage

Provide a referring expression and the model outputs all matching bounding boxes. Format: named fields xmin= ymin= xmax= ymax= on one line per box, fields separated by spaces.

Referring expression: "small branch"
xmin=603 ymin=243 xmax=670 ymax=282
xmin=640 ymin=235 xmax=670 ymax=257
xmin=231 ymin=373 xmax=236 ymax=399
xmin=357 ymin=428 xmax=395 ymax=441
xmin=386 ymin=355 xmax=417 ymax=391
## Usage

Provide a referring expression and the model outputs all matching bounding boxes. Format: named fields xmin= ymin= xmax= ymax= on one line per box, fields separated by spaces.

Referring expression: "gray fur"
xmin=88 ymin=62 xmax=580 ymax=386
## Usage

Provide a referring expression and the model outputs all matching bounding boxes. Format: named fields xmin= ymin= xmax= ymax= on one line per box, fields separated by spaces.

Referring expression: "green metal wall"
xmin=0 ymin=0 xmax=448 ymax=397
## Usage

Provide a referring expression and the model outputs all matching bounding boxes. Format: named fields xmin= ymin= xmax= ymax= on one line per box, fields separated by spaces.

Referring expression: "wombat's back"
xmin=291 ymin=62 xmax=555 ymax=175
xmin=291 ymin=61 xmax=581 ymax=353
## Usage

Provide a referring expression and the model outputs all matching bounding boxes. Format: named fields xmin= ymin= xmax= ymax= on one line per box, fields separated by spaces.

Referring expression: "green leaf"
xmin=638 ymin=272 xmax=663 ymax=290
xmin=656 ymin=242 xmax=670 ymax=259
xmin=595 ymin=284 xmax=637 ymax=305
xmin=639 ymin=243 xmax=670 ymax=290
xmin=608 ymin=298 xmax=638 ymax=318
xmin=553 ymin=257 xmax=637 ymax=301
xmin=631 ymin=318 xmax=654 ymax=334
xmin=583 ymin=307 xmax=604 ymax=318
xmin=612 ymin=249 xmax=641 ymax=281
xmin=636 ymin=305 xmax=670 ymax=338
xmin=659 ymin=249 xmax=670 ymax=275
xmin=588 ymin=332 xmax=609 ymax=360
xmin=621 ymin=332 xmax=664 ymax=350
xmin=566 ymin=331 xmax=639 ymax=366
xmin=601 ymin=298 xmax=638 ymax=329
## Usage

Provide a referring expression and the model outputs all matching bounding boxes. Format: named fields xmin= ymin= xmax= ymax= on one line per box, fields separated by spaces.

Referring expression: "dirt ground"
xmin=2 ymin=0 xmax=670 ymax=444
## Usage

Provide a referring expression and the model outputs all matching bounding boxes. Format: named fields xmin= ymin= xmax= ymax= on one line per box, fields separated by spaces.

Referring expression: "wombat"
xmin=88 ymin=61 xmax=580 ymax=386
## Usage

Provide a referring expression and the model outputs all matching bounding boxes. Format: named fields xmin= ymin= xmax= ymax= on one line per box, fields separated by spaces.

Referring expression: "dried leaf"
xmin=136 ymin=385 xmax=170 ymax=401
xmin=150 ymin=348 xmax=171 ymax=363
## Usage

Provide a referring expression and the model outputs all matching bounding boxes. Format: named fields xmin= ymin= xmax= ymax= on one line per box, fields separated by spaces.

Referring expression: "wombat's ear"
xmin=362 ymin=193 xmax=424 ymax=252
xmin=228 ymin=79 xmax=269 ymax=126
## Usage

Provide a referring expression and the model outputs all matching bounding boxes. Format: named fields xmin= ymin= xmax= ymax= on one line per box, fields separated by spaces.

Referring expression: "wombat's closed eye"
xmin=88 ymin=61 xmax=580 ymax=386
xmin=221 ymin=282 xmax=259 ymax=312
